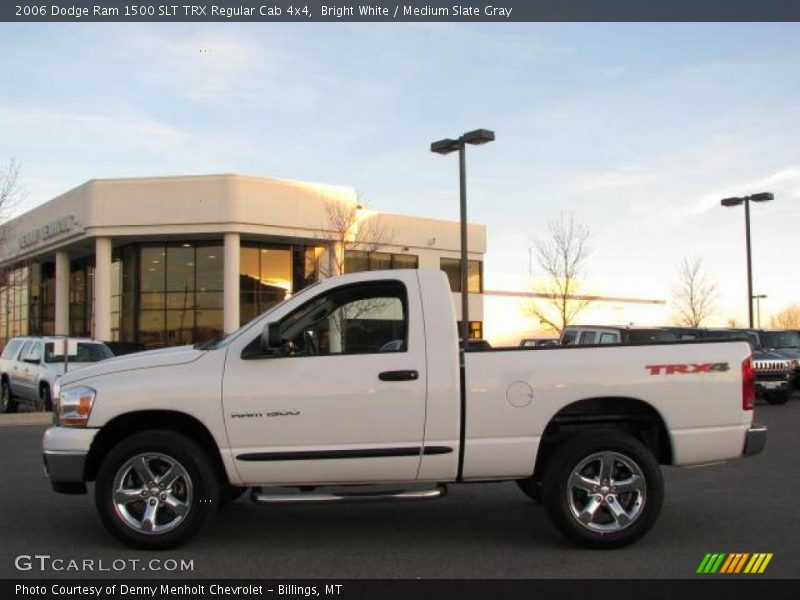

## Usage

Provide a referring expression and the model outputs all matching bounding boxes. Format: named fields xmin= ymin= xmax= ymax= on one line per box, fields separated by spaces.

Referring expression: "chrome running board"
xmin=251 ymin=484 xmax=447 ymax=505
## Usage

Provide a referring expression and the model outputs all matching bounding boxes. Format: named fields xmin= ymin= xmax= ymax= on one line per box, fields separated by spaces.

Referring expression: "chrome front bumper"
xmin=743 ymin=423 xmax=767 ymax=457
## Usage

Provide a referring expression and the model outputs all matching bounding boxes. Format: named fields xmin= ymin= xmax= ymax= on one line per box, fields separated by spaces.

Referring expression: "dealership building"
xmin=0 ymin=174 xmax=485 ymax=349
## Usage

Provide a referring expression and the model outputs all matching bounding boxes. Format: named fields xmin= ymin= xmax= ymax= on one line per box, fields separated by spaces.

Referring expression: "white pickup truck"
xmin=43 ymin=270 xmax=766 ymax=550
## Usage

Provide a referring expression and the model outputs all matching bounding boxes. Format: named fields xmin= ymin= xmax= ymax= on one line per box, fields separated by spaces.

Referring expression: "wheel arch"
xmin=85 ymin=410 xmax=230 ymax=486
xmin=533 ymin=396 xmax=673 ymax=481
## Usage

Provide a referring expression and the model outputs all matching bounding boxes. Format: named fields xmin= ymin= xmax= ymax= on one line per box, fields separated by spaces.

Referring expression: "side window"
xmin=599 ymin=333 xmax=618 ymax=345
xmin=579 ymin=331 xmax=597 ymax=345
xmin=562 ymin=331 xmax=577 ymax=346
xmin=277 ymin=281 xmax=408 ymax=357
xmin=17 ymin=341 xmax=32 ymax=360
xmin=1 ymin=339 xmax=23 ymax=360
xmin=28 ymin=343 xmax=43 ymax=363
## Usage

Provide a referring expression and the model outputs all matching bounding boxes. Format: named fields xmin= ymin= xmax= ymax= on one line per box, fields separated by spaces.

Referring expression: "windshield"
xmin=760 ymin=331 xmax=800 ymax=349
xmin=44 ymin=342 xmax=114 ymax=363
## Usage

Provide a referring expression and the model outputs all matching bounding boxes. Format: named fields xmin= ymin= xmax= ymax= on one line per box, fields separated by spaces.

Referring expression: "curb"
xmin=0 ymin=412 xmax=54 ymax=427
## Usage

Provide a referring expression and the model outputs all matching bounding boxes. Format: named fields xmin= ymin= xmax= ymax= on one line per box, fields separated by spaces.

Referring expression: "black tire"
xmin=541 ymin=430 xmax=663 ymax=549
xmin=1 ymin=379 xmax=17 ymax=414
xmin=39 ymin=383 xmax=53 ymax=412
xmin=95 ymin=430 xmax=220 ymax=549
xmin=219 ymin=485 xmax=247 ymax=506
xmin=516 ymin=478 xmax=542 ymax=503
xmin=765 ymin=391 xmax=790 ymax=405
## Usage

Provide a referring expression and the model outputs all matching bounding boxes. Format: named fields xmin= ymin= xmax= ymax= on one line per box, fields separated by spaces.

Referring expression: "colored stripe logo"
xmin=696 ymin=553 xmax=773 ymax=574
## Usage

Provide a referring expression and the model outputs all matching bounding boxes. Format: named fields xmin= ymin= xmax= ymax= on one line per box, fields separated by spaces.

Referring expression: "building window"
xmin=137 ymin=243 xmax=224 ymax=349
xmin=457 ymin=321 xmax=483 ymax=340
xmin=240 ymin=244 xmax=293 ymax=325
xmin=0 ymin=266 xmax=30 ymax=345
xmin=440 ymin=258 xmax=483 ymax=293
xmin=344 ymin=250 xmax=419 ymax=273
xmin=69 ymin=258 xmax=93 ymax=337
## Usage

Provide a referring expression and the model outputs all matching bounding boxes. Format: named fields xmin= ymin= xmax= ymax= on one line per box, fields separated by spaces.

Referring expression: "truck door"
xmin=222 ymin=277 xmax=428 ymax=485
xmin=9 ymin=340 xmax=32 ymax=398
xmin=20 ymin=341 xmax=44 ymax=401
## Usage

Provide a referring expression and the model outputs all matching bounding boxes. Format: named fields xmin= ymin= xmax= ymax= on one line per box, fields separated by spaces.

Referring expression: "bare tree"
xmin=670 ymin=256 xmax=718 ymax=327
xmin=316 ymin=196 xmax=394 ymax=277
xmin=0 ymin=159 xmax=25 ymax=288
xmin=527 ymin=213 xmax=593 ymax=334
xmin=315 ymin=197 xmax=395 ymax=352
xmin=770 ymin=304 xmax=800 ymax=329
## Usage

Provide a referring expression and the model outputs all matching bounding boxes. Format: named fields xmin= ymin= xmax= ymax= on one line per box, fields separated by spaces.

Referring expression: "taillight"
xmin=742 ymin=357 xmax=755 ymax=411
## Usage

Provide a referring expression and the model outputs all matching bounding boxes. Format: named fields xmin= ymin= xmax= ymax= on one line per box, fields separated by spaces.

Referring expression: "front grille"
xmin=754 ymin=359 xmax=789 ymax=374
xmin=757 ymin=372 xmax=790 ymax=382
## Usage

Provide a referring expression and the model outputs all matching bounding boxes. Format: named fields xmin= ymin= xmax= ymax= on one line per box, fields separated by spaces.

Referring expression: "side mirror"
xmin=261 ymin=322 xmax=284 ymax=351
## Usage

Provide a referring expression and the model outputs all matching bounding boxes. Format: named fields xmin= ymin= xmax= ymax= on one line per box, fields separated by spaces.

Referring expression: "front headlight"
xmin=56 ymin=386 xmax=96 ymax=427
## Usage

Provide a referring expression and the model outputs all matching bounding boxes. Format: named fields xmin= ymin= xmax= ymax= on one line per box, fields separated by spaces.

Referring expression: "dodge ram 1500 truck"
xmin=43 ymin=270 xmax=766 ymax=550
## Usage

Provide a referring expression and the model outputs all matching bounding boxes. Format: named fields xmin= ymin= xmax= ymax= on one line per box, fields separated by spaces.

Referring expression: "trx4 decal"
xmin=646 ymin=363 xmax=730 ymax=375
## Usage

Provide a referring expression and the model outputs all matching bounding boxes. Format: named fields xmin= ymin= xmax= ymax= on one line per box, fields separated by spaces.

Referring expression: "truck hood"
xmin=766 ymin=348 xmax=800 ymax=360
xmin=46 ymin=362 xmax=97 ymax=376
xmin=58 ymin=345 xmax=205 ymax=386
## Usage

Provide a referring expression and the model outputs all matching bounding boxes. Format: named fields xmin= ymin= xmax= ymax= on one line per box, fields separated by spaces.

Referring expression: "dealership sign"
xmin=17 ymin=215 xmax=77 ymax=250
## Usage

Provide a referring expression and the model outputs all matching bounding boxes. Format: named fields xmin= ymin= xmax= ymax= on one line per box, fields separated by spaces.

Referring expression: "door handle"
xmin=378 ymin=370 xmax=419 ymax=382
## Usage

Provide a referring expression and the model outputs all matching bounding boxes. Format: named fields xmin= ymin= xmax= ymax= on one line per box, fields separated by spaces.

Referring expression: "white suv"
xmin=0 ymin=337 xmax=114 ymax=412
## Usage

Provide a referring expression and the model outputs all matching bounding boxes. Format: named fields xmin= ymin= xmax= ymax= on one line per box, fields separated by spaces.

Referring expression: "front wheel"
xmin=95 ymin=430 xmax=220 ymax=549
xmin=541 ymin=431 xmax=663 ymax=549
xmin=1 ymin=380 xmax=17 ymax=413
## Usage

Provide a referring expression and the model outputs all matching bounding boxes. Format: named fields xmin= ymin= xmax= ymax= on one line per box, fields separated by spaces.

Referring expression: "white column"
xmin=54 ymin=251 xmax=70 ymax=336
xmin=93 ymin=237 xmax=112 ymax=341
xmin=223 ymin=232 xmax=240 ymax=334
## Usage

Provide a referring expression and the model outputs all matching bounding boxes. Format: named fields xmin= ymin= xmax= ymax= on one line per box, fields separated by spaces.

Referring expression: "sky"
xmin=0 ymin=22 xmax=798 ymax=338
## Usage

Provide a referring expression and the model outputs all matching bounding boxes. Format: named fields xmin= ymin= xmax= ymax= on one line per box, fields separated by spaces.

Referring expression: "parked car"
xmin=44 ymin=270 xmax=764 ymax=550
xmin=701 ymin=329 xmax=792 ymax=405
xmin=519 ymin=338 xmax=559 ymax=348
xmin=709 ymin=329 xmax=800 ymax=389
xmin=460 ymin=338 xmax=492 ymax=351
xmin=560 ymin=325 xmax=679 ymax=346
xmin=746 ymin=329 xmax=800 ymax=388
xmin=0 ymin=337 xmax=114 ymax=412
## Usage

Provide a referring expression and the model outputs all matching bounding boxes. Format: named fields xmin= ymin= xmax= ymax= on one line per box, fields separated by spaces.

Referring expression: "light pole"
xmin=753 ymin=294 xmax=767 ymax=329
xmin=430 ymin=129 xmax=495 ymax=346
xmin=720 ymin=192 xmax=774 ymax=328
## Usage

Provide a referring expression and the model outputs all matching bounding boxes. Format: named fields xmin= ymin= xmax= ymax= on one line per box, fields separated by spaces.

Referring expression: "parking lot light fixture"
xmin=720 ymin=191 xmax=775 ymax=328
xmin=430 ymin=129 xmax=496 ymax=347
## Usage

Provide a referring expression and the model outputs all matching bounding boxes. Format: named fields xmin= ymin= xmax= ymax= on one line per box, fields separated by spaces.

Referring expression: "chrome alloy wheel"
xmin=112 ymin=453 xmax=193 ymax=535
xmin=567 ymin=451 xmax=646 ymax=533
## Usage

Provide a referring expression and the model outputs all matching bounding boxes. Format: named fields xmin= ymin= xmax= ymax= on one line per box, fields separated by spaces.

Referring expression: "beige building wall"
xmin=0 ymin=174 xmax=486 ymax=344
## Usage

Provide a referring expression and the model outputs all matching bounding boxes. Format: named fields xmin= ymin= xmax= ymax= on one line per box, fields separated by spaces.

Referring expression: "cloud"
xmin=690 ymin=166 xmax=800 ymax=216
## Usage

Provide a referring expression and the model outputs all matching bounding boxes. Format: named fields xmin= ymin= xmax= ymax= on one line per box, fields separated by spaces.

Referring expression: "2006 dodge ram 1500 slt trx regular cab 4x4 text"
xmin=43 ymin=270 xmax=766 ymax=549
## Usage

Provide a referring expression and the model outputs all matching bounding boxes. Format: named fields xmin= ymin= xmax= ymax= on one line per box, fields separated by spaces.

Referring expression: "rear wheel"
xmin=541 ymin=430 xmax=663 ymax=549
xmin=1 ymin=380 xmax=17 ymax=413
xmin=39 ymin=383 xmax=53 ymax=412
xmin=95 ymin=430 xmax=220 ymax=549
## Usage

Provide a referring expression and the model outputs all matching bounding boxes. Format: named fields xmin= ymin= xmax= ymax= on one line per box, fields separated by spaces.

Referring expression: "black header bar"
xmin=2 ymin=1 xmax=800 ymax=22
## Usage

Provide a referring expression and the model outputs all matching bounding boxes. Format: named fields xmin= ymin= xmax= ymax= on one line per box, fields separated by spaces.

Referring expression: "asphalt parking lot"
xmin=1 ymin=394 xmax=798 ymax=579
